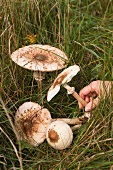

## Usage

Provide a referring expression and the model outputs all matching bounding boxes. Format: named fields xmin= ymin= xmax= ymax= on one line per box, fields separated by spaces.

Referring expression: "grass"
xmin=0 ymin=0 xmax=113 ymax=169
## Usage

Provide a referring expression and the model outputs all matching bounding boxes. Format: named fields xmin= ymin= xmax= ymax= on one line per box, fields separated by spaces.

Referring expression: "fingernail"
xmin=85 ymin=105 xmax=91 ymax=112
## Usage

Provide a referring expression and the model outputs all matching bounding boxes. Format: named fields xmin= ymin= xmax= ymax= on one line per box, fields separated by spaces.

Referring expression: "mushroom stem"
xmin=33 ymin=71 xmax=45 ymax=104
xmin=63 ymin=84 xmax=87 ymax=107
xmin=52 ymin=118 xmax=82 ymax=125
xmin=71 ymin=124 xmax=82 ymax=131
xmin=52 ymin=112 xmax=91 ymax=130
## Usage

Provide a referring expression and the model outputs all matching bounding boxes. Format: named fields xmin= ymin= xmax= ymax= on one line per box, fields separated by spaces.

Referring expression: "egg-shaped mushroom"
xmin=46 ymin=120 xmax=73 ymax=150
xmin=15 ymin=102 xmax=52 ymax=146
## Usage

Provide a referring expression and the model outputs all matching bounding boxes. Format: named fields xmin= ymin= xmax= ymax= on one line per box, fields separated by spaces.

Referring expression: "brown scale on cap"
xmin=52 ymin=72 xmax=68 ymax=88
xmin=33 ymin=54 xmax=47 ymax=61
xmin=16 ymin=109 xmax=42 ymax=139
xmin=48 ymin=129 xmax=59 ymax=143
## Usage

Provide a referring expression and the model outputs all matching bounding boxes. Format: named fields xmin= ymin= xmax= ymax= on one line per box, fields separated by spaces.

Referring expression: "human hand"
xmin=78 ymin=80 xmax=112 ymax=111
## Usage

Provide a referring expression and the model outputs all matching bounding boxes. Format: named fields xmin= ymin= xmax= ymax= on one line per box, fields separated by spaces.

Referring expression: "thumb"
xmin=85 ymin=97 xmax=99 ymax=112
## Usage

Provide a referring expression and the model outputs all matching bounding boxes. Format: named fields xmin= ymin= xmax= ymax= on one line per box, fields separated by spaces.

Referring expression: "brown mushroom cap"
xmin=15 ymin=102 xmax=52 ymax=146
xmin=10 ymin=44 xmax=68 ymax=72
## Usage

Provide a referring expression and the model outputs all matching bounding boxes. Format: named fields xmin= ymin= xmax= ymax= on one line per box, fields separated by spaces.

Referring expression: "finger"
xmin=79 ymin=85 xmax=93 ymax=97
xmin=85 ymin=96 xmax=90 ymax=103
xmin=78 ymin=89 xmax=91 ymax=109
xmin=78 ymin=101 xmax=84 ymax=109
xmin=85 ymin=97 xmax=99 ymax=112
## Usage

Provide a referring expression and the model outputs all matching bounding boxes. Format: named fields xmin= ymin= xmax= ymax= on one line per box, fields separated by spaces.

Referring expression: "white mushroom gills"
xmin=15 ymin=102 xmax=52 ymax=146
xmin=46 ymin=120 xmax=73 ymax=150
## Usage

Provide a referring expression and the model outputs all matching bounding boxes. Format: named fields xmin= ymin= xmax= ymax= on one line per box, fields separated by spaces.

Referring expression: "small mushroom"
xmin=46 ymin=120 xmax=73 ymax=150
xmin=47 ymin=64 xmax=87 ymax=107
xmin=10 ymin=44 xmax=68 ymax=99
xmin=15 ymin=101 xmax=52 ymax=146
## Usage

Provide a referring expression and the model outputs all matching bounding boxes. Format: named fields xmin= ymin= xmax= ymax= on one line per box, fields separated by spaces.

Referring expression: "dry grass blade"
xmin=0 ymin=97 xmax=23 ymax=170
xmin=0 ymin=126 xmax=23 ymax=170
xmin=0 ymin=97 xmax=19 ymax=141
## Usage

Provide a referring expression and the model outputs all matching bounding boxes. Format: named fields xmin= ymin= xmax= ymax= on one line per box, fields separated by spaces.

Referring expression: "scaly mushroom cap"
xmin=10 ymin=44 xmax=68 ymax=72
xmin=15 ymin=102 xmax=52 ymax=146
xmin=47 ymin=64 xmax=80 ymax=101
xmin=46 ymin=120 xmax=73 ymax=150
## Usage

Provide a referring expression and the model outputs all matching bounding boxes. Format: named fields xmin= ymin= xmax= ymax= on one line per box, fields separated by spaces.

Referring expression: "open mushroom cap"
xmin=10 ymin=44 xmax=68 ymax=72
xmin=15 ymin=102 xmax=52 ymax=146
xmin=46 ymin=120 xmax=73 ymax=150
xmin=47 ymin=64 xmax=80 ymax=102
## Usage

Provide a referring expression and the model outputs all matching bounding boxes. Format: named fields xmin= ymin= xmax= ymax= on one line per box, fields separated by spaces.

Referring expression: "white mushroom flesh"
xmin=15 ymin=102 xmax=52 ymax=146
xmin=46 ymin=120 xmax=73 ymax=150
xmin=11 ymin=44 xmax=68 ymax=72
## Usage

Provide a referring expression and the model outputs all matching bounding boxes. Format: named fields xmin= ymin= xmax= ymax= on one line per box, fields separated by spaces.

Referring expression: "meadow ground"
xmin=0 ymin=0 xmax=113 ymax=169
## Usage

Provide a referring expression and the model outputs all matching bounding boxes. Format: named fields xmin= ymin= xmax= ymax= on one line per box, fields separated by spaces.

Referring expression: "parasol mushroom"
xmin=15 ymin=102 xmax=90 ymax=148
xmin=47 ymin=64 xmax=87 ymax=107
xmin=47 ymin=65 xmax=98 ymax=126
xmin=46 ymin=120 xmax=73 ymax=150
xmin=10 ymin=44 xmax=68 ymax=100
xmin=46 ymin=115 xmax=91 ymax=150
xmin=15 ymin=101 xmax=52 ymax=146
